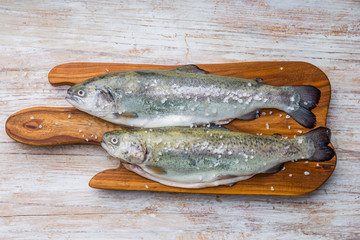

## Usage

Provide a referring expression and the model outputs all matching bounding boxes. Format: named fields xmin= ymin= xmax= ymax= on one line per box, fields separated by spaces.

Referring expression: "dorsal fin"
xmin=174 ymin=64 xmax=208 ymax=74
xmin=254 ymin=77 xmax=264 ymax=83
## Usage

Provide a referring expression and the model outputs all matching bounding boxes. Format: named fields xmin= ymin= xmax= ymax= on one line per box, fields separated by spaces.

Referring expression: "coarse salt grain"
xmin=266 ymin=123 xmax=269 ymax=129
xmin=297 ymin=130 xmax=303 ymax=133
xmin=270 ymin=186 xmax=274 ymax=191
xmin=79 ymin=129 xmax=82 ymax=133
xmin=286 ymin=115 xmax=290 ymax=119
xmin=280 ymin=67 xmax=283 ymax=70
xmin=145 ymin=185 xmax=149 ymax=189
xmin=289 ymin=174 xmax=293 ymax=177
xmin=30 ymin=116 xmax=34 ymax=119
xmin=304 ymin=171 xmax=310 ymax=175
xmin=38 ymin=125 xmax=42 ymax=129
xmin=68 ymin=114 xmax=71 ymax=118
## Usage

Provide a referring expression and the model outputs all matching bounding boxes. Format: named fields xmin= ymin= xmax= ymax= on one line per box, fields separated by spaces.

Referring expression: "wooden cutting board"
xmin=5 ymin=62 xmax=336 ymax=195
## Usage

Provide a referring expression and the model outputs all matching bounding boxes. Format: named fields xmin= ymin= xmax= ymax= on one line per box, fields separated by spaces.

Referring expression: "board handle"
xmin=5 ymin=107 xmax=127 ymax=146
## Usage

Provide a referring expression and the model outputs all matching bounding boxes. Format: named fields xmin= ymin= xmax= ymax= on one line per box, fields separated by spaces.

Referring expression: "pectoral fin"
xmin=112 ymin=112 xmax=138 ymax=118
xmin=254 ymin=77 xmax=264 ymax=83
xmin=145 ymin=165 xmax=167 ymax=175
xmin=216 ymin=174 xmax=238 ymax=180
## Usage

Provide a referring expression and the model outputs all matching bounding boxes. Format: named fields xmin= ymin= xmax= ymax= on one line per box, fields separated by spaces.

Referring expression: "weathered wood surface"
xmin=6 ymin=61 xmax=336 ymax=195
xmin=0 ymin=0 xmax=359 ymax=239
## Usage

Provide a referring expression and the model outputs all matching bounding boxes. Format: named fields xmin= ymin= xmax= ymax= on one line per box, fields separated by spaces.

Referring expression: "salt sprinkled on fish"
xmin=66 ymin=65 xmax=320 ymax=129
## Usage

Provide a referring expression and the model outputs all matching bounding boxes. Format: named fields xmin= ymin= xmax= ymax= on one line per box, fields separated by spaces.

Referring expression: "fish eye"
xmin=110 ymin=137 xmax=118 ymax=145
xmin=77 ymin=89 xmax=85 ymax=97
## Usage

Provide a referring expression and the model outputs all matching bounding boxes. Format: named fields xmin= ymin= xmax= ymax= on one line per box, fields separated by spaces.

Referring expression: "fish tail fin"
xmin=304 ymin=127 xmax=335 ymax=162
xmin=287 ymin=85 xmax=320 ymax=128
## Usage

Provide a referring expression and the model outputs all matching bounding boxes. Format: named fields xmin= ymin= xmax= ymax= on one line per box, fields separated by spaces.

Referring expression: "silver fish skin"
xmin=66 ymin=65 xmax=320 ymax=128
xmin=101 ymin=127 xmax=334 ymax=188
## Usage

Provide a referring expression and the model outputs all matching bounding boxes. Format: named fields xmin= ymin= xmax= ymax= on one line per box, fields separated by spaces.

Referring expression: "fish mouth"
xmin=65 ymin=94 xmax=84 ymax=108
xmin=65 ymin=94 xmax=106 ymax=118
xmin=65 ymin=94 xmax=77 ymax=105
xmin=101 ymin=140 xmax=114 ymax=153
xmin=100 ymin=141 xmax=108 ymax=151
xmin=101 ymin=141 xmax=119 ymax=159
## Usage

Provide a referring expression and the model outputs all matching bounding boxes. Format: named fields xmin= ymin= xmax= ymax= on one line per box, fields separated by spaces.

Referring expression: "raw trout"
xmin=66 ymin=65 xmax=320 ymax=128
xmin=101 ymin=126 xmax=335 ymax=188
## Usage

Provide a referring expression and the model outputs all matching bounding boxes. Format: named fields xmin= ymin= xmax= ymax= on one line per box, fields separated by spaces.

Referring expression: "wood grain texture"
xmin=5 ymin=107 xmax=127 ymax=146
xmin=1 ymin=0 xmax=359 ymax=239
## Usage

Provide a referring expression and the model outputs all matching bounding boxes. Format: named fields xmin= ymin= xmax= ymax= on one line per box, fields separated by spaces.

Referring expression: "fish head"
xmin=66 ymin=81 xmax=117 ymax=118
xmin=101 ymin=131 xmax=147 ymax=164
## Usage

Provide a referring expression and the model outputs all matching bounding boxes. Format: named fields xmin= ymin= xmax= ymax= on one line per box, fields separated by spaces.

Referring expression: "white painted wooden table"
xmin=1 ymin=1 xmax=359 ymax=239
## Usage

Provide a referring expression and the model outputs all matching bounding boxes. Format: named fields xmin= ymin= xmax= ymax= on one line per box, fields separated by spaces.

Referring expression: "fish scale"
xmin=101 ymin=126 xmax=334 ymax=188
xmin=66 ymin=64 xmax=320 ymax=128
